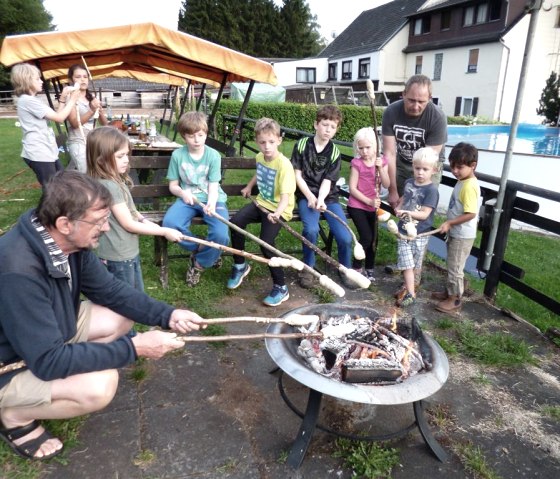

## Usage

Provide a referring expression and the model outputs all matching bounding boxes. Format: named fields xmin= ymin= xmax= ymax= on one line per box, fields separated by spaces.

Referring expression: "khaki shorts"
xmin=0 ymin=301 xmax=92 ymax=409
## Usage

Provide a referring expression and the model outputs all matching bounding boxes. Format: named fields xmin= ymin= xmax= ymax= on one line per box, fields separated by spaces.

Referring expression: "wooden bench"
xmin=130 ymin=153 xmax=344 ymax=288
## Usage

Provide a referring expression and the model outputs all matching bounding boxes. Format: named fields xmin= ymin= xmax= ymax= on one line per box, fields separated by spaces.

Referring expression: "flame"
xmin=401 ymin=341 xmax=416 ymax=372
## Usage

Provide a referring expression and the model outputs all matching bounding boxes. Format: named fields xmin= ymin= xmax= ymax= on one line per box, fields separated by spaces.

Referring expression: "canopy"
xmin=0 ymin=22 xmax=278 ymax=88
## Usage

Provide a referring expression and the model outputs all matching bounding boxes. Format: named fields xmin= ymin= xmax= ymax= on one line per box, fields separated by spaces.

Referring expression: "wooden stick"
xmin=366 ymin=79 xmax=382 ymax=194
xmin=192 ymin=198 xmax=345 ymax=297
xmin=204 ymin=314 xmax=319 ymax=326
xmin=321 ymin=208 xmax=359 ymax=246
xmin=248 ymin=196 xmax=341 ymax=270
xmin=179 ymin=332 xmax=322 ymax=342
xmin=0 ymin=360 xmax=26 ymax=376
xmin=248 ymin=198 xmax=370 ymax=288
xmin=180 ymin=234 xmax=271 ymax=266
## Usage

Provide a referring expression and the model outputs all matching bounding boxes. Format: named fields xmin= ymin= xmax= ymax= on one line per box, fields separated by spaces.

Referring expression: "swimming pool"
xmin=447 ymin=124 xmax=560 ymax=156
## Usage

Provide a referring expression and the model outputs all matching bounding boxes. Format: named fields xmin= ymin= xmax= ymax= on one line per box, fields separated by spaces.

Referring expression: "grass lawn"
xmin=1 ymin=118 xmax=558 ymax=331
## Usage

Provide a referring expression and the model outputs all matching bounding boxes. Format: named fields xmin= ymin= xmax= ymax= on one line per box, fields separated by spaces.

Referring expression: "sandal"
xmin=0 ymin=420 xmax=63 ymax=460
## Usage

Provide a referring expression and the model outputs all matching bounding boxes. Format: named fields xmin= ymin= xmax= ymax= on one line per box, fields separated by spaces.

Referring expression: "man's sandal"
xmin=0 ymin=420 xmax=63 ymax=460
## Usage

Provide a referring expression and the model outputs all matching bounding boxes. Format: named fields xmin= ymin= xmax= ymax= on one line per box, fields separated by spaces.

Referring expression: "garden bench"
xmin=130 ymin=153 xmax=344 ymax=288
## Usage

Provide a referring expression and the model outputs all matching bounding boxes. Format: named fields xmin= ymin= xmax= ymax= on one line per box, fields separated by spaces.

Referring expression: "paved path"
xmin=39 ymin=263 xmax=560 ymax=479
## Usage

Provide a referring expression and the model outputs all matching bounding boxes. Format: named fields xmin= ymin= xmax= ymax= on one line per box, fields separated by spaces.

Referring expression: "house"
xmin=317 ymin=0 xmax=426 ymax=99
xmin=273 ymin=0 xmax=557 ymax=124
xmin=404 ymin=0 xmax=558 ymax=123
xmin=273 ymin=0 xmax=427 ymax=104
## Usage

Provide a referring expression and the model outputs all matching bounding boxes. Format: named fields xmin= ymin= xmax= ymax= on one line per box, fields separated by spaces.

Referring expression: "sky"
xmin=42 ymin=0 xmax=391 ymax=42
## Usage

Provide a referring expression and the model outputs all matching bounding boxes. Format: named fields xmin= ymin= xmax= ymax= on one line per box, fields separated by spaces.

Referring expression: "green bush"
xmin=213 ymin=100 xmax=382 ymax=143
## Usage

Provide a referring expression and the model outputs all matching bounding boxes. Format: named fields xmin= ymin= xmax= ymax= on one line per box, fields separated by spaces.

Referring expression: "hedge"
xmin=213 ymin=100 xmax=383 ymax=143
xmin=211 ymin=100 xmax=496 ymax=143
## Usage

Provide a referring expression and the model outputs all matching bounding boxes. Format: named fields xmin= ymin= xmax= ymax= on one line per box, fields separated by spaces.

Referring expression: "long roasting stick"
xmin=192 ymin=198 xmax=345 ymax=297
xmin=248 ymin=196 xmax=369 ymax=288
xmin=179 ymin=332 xmax=322 ymax=342
xmin=179 ymin=234 xmax=302 ymax=270
xmin=204 ymin=314 xmax=319 ymax=326
xmin=386 ymin=219 xmax=442 ymax=241
xmin=320 ymin=208 xmax=366 ymax=261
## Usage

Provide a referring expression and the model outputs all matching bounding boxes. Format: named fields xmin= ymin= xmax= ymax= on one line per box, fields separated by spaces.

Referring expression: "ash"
xmin=296 ymin=314 xmax=427 ymax=384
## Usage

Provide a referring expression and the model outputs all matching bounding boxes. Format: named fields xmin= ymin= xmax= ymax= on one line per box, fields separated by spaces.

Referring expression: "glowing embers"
xmin=296 ymin=313 xmax=432 ymax=384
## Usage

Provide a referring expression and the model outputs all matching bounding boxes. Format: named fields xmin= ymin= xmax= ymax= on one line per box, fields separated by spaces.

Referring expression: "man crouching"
xmin=0 ymin=171 xmax=205 ymax=460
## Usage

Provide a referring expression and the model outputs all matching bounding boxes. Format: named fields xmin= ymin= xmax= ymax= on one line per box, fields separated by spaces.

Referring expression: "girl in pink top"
xmin=347 ymin=127 xmax=390 ymax=281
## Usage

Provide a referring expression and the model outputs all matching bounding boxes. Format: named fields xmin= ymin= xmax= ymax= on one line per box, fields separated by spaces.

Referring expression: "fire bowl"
xmin=266 ymin=304 xmax=449 ymax=405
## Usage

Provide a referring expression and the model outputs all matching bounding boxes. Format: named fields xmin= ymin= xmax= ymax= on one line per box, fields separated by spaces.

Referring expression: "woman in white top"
xmin=65 ymin=64 xmax=109 ymax=172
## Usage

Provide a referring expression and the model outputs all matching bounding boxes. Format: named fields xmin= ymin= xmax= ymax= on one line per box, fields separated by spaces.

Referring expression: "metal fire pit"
xmin=265 ymin=304 xmax=449 ymax=469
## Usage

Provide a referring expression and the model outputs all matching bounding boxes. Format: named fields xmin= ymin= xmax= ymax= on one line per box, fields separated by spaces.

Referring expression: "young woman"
xmin=66 ymin=64 xmax=109 ymax=172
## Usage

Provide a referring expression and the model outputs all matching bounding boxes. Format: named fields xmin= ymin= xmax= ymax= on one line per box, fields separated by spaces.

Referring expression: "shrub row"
xmin=211 ymin=100 xmax=494 ymax=142
xmin=213 ymin=100 xmax=382 ymax=143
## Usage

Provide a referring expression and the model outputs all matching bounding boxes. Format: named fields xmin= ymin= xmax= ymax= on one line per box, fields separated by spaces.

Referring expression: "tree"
xmin=178 ymin=0 xmax=323 ymax=57
xmin=0 ymin=0 xmax=54 ymax=88
xmin=278 ymin=0 xmax=324 ymax=57
xmin=536 ymin=71 xmax=560 ymax=126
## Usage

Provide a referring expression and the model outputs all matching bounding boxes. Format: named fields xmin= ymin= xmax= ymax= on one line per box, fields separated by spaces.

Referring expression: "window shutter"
xmin=454 ymin=97 xmax=462 ymax=116
xmin=472 ymin=97 xmax=479 ymax=116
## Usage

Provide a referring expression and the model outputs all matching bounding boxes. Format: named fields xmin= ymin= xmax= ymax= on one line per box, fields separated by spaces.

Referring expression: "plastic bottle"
xmin=148 ymin=113 xmax=157 ymax=139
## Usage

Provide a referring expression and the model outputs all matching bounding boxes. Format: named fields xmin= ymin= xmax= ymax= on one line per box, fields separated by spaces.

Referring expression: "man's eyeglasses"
xmin=74 ymin=213 xmax=111 ymax=229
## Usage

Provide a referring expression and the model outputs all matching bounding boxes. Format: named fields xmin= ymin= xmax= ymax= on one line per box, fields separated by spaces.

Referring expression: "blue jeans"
xmin=104 ymin=255 xmax=145 ymax=292
xmin=162 ymin=200 xmax=229 ymax=268
xmin=23 ymin=158 xmax=63 ymax=191
xmin=297 ymin=199 xmax=352 ymax=268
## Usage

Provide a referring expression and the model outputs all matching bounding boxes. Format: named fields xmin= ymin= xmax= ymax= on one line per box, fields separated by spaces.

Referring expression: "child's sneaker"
xmin=365 ymin=269 xmax=376 ymax=281
xmin=397 ymin=292 xmax=416 ymax=307
xmin=186 ymin=256 xmax=203 ymax=286
xmin=263 ymin=285 xmax=289 ymax=307
xmin=227 ymin=263 xmax=251 ymax=289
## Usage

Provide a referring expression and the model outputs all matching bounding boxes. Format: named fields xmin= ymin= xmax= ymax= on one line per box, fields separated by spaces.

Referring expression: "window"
xmin=328 ymin=63 xmax=337 ymax=81
xmin=433 ymin=53 xmax=443 ymax=81
xmin=464 ymin=2 xmax=501 ymax=26
xmin=296 ymin=67 xmax=316 ymax=84
xmin=342 ymin=61 xmax=352 ymax=80
xmin=414 ymin=16 xmax=431 ymax=35
xmin=454 ymin=96 xmax=479 ymax=116
xmin=441 ymin=10 xmax=451 ymax=30
xmin=358 ymin=58 xmax=370 ymax=79
xmin=464 ymin=6 xmax=475 ymax=26
xmin=415 ymin=56 xmax=423 ymax=75
xmin=476 ymin=3 xmax=488 ymax=23
xmin=468 ymin=49 xmax=479 ymax=73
